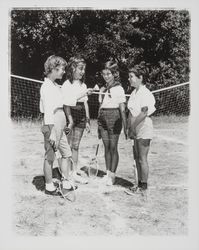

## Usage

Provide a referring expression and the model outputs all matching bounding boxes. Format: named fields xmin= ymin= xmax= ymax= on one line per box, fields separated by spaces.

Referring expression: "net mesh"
xmin=10 ymin=75 xmax=190 ymax=120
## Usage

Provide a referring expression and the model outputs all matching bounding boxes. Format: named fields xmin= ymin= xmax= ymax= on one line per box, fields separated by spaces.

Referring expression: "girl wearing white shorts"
xmin=126 ymin=62 xmax=156 ymax=194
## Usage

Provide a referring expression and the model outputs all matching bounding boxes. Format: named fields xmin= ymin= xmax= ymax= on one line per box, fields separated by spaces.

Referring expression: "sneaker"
xmin=45 ymin=188 xmax=61 ymax=196
xmin=72 ymin=172 xmax=88 ymax=184
xmin=106 ymin=176 xmax=115 ymax=186
xmin=61 ymin=178 xmax=78 ymax=190
xmin=106 ymin=177 xmax=113 ymax=186
xmin=124 ymin=186 xmax=143 ymax=195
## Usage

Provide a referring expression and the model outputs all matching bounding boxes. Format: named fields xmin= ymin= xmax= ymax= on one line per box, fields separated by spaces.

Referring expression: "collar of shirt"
xmin=100 ymin=85 xmax=125 ymax=108
xmin=44 ymin=77 xmax=61 ymax=88
xmin=132 ymin=85 xmax=146 ymax=96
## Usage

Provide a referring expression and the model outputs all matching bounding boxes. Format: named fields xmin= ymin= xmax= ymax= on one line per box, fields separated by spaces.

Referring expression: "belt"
xmin=76 ymin=102 xmax=84 ymax=106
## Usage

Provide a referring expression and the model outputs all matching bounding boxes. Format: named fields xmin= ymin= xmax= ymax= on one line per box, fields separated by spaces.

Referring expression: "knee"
xmin=138 ymin=157 xmax=147 ymax=166
xmin=110 ymin=146 xmax=118 ymax=154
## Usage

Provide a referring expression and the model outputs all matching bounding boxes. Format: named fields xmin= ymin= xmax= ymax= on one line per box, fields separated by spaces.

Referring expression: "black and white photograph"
xmin=1 ymin=0 xmax=199 ymax=249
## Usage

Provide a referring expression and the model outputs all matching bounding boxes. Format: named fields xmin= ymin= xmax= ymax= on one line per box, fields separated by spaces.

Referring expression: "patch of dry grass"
xmin=12 ymin=116 xmax=189 ymax=236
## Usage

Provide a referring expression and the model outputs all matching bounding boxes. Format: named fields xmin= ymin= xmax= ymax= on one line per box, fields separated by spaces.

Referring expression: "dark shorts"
xmin=98 ymin=108 xmax=122 ymax=135
xmin=70 ymin=102 xmax=86 ymax=129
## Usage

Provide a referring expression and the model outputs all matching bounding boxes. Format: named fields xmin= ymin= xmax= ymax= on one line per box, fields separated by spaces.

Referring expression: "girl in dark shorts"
xmin=98 ymin=60 xmax=127 ymax=186
xmin=62 ymin=55 xmax=91 ymax=184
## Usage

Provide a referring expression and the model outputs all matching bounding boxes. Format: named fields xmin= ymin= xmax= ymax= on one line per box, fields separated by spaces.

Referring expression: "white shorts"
xmin=136 ymin=117 xmax=153 ymax=139
xmin=54 ymin=109 xmax=72 ymax=158
xmin=41 ymin=109 xmax=71 ymax=162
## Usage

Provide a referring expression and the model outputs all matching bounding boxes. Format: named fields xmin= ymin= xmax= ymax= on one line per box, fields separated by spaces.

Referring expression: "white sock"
xmin=111 ymin=172 xmax=115 ymax=178
xmin=107 ymin=170 xmax=110 ymax=177
xmin=46 ymin=182 xmax=56 ymax=191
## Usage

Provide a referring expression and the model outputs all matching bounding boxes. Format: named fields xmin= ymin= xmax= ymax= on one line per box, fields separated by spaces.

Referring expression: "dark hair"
xmin=66 ymin=55 xmax=86 ymax=83
xmin=128 ymin=61 xmax=149 ymax=85
xmin=102 ymin=60 xmax=120 ymax=82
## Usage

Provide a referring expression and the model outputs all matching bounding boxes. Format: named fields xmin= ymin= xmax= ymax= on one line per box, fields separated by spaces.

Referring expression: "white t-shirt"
xmin=127 ymin=85 xmax=156 ymax=117
xmin=100 ymin=85 xmax=126 ymax=108
xmin=40 ymin=78 xmax=64 ymax=125
xmin=62 ymin=79 xmax=88 ymax=106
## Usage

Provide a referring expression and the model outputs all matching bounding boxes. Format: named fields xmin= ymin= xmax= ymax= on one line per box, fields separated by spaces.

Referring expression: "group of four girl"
xmin=40 ymin=54 xmax=156 ymax=196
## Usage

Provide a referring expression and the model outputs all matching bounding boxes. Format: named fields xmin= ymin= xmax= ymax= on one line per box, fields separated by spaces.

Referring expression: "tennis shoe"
xmin=124 ymin=186 xmax=142 ymax=195
xmin=106 ymin=176 xmax=115 ymax=186
xmin=45 ymin=188 xmax=61 ymax=196
xmin=62 ymin=179 xmax=74 ymax=190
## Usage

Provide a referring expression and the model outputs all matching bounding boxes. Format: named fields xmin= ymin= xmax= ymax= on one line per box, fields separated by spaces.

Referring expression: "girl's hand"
xmin=87 ymin=88 xmax=94 ymax=95
xmin=64 ymin=126 xmax=72 ymax=136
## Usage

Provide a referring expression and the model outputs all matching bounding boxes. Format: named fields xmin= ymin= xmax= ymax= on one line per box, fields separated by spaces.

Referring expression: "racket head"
xmin=58 ymin=184 xmax=76 ymax=202
xmin=88 ymin=140 xmax=100 ymax=178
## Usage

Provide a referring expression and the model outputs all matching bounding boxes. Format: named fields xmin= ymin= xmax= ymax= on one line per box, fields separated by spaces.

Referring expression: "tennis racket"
xmin=88 ymin=139 xmax=100 ymax=179
xmin=131 ymin=140 xmax=138 ymax=186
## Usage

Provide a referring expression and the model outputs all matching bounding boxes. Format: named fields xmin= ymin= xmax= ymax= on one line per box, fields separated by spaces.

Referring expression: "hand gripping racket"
xmin=88 ymin=139 xmax=100 ymax=179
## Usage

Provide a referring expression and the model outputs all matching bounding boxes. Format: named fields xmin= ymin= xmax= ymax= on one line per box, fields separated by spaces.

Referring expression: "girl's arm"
xmin=63 ymin=105 xmax=74 ymax=130
xmin=77 ymin=88 xmax=94 ymax=101
xmin=119 ymin=102 xmax=127 ymax=139
xmin=130 ymin=106 xmax=148 ymax=134
xmin=84 ymin=100 xmax=91 ymax=132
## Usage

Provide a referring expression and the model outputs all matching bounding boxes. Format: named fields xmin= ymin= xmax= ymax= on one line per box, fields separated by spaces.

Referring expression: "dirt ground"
xmin=12 ymin=116 xmax=188 ymax=236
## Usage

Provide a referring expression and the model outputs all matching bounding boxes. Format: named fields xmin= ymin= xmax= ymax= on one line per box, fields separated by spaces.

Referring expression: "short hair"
xmin=128 ymin=61 xmax=149 ymax=85
xmin=66 ymin=55 xmax=86 ymax=83
xmin=44 ymin=55 xmax=67 ymax=76
xmin=102 ymin=60 xmax=120 ymax=82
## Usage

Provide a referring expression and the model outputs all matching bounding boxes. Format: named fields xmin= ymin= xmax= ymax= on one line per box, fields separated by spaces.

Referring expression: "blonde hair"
xmin=44 ymin=55 xmax=67 ymax=76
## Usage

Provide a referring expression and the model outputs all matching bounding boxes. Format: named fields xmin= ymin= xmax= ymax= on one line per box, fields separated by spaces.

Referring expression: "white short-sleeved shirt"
xmin=100 ymin=85 xmax=126 ymax=108
xmin=40 ymin=78 xmax=65 ymax=125
xmin=127 ymin=85 xmax=156 ymax=117
xmin=62 ymin=79 xmax=88 ymax=106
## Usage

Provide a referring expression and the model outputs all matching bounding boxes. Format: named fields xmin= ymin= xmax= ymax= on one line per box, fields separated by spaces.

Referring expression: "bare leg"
xmin=100 ymin=130 xmax=111 ymax=172
xmin=134 ymin=139 xmax=142 ymax=184
xmin=70 ymin=127 xmax=84 ymax=172
xmin=57 ymin=157 xmax=70 ymax=179
xmin=43 ymin=159 xmax=53 ymax=184
xmin=109 ymin=134 xmax=120 ymax=173
xmin=137 ymin=139 xmax=151 ymax=183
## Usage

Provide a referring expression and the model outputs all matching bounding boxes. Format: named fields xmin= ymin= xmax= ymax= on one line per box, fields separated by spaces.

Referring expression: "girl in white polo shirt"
xmin=40 ymin=55 xmax=76 ymax=196
xmin=126 ymin=62 xmax=156 ymax=194
xmin=98 ymin=60 xmax=127 ymax=186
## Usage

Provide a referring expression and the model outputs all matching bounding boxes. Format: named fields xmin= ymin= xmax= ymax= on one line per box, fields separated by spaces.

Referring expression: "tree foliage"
xmin=11 ymin=9 xmax=190 ymax=116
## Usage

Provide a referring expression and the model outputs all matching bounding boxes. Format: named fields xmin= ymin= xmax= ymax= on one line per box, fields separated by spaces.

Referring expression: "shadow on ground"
xmin=32 ymin=168 xmax=62 ymax=191
xmin=32 ymin=167 xmax=133 ymax=191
